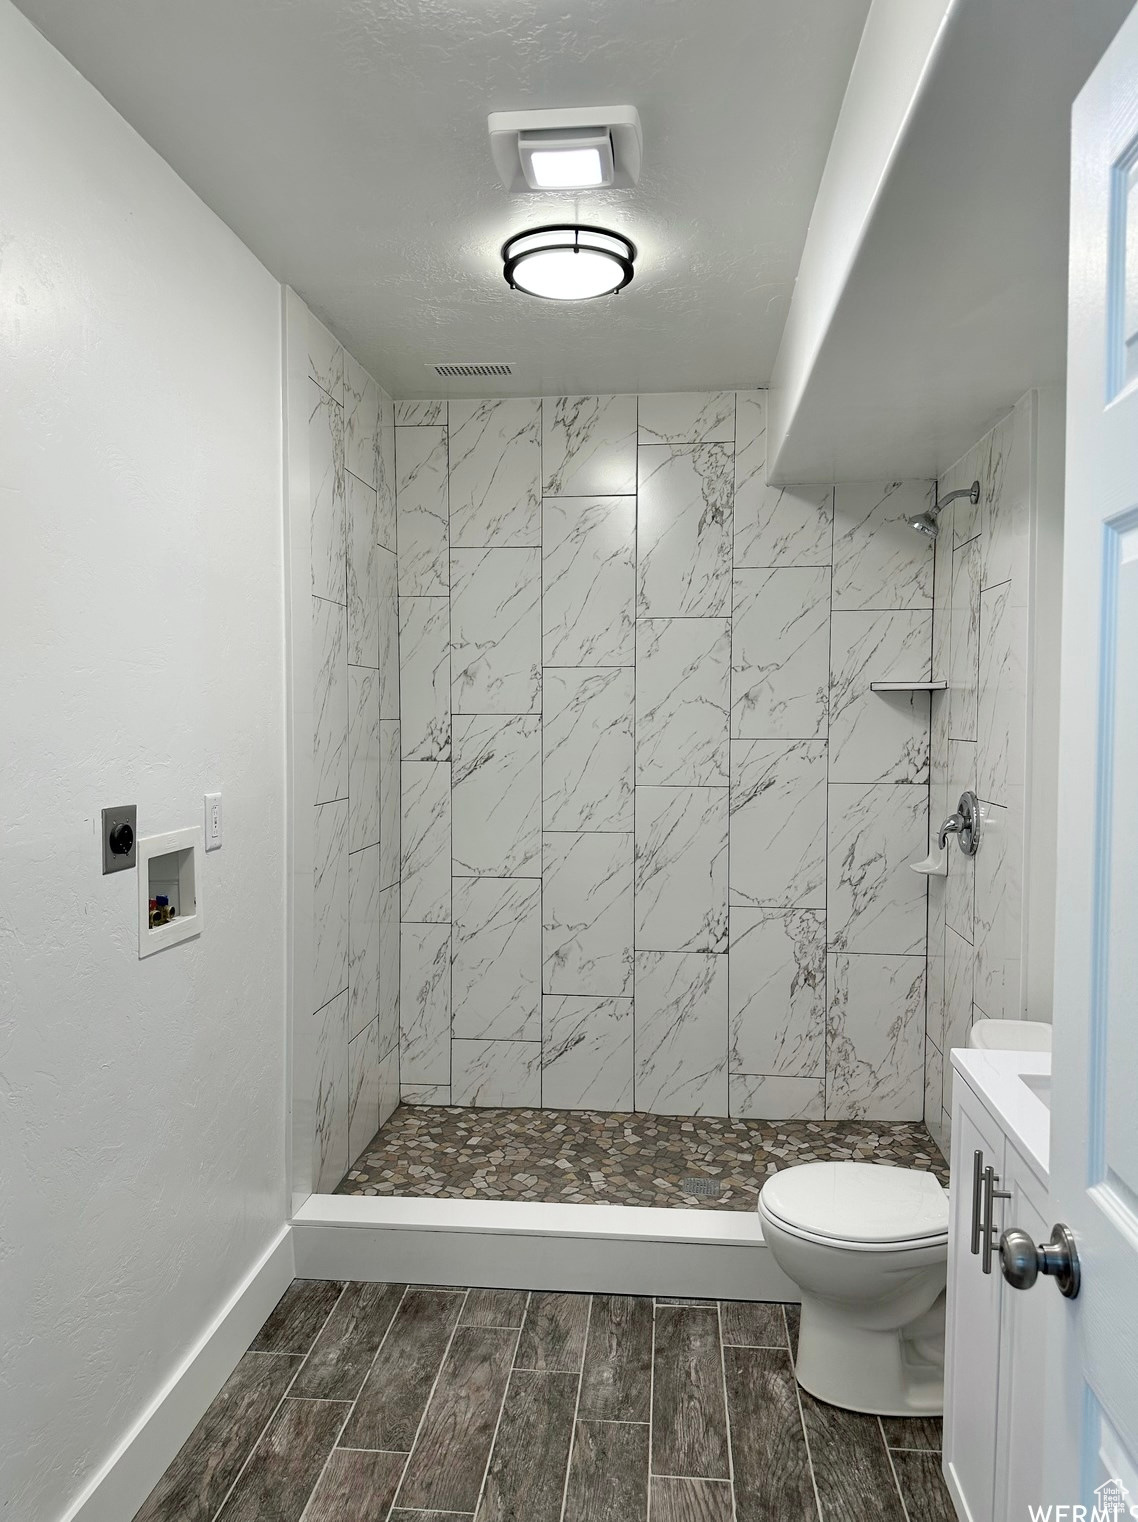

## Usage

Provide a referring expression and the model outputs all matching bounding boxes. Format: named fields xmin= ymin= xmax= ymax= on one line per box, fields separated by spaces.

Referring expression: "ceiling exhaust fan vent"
xmin=428 ymin=362 xmax=515 ymax=379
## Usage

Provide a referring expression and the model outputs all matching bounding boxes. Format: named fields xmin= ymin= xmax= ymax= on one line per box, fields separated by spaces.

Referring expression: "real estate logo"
xmin=1028 ymin=1479 xmax=1138 ymax=1521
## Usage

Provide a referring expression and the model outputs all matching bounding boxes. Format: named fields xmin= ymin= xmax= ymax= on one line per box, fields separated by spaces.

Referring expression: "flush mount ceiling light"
xmin=488 ymin=106 xmax=642 ymax=193
xmin=502 ymin=225 xmax=636 ymax=301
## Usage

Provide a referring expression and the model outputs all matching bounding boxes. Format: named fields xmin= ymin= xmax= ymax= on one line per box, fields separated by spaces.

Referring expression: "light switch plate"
xmin=204 ymin=792 xmax=222 ymax=851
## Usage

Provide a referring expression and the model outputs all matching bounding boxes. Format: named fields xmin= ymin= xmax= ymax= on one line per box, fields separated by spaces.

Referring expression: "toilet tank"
xmin=967 ymin=1019 xmax=1052 ymax=1053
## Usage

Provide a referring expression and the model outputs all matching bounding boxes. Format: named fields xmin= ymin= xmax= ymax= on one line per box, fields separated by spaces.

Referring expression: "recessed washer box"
xmin=137 ymin=826 xmax=203 ymax=958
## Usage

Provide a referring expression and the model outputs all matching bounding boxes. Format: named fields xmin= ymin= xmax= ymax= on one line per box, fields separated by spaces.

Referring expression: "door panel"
xmin=1046 ymin=4 xmax=1138 ymax=1502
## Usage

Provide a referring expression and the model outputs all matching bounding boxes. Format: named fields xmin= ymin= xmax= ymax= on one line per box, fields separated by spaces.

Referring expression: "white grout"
xmin=208 ymin=1280 xmax=349 ymax=1522
xmin=880 ymin=1419 xmax=915 ymax=1522
xmin=716 ymin=1300 xmax=740 ymax=1522
xmin=785 ymin=1306 xmax=824 ymax=1522
xmin=386 ymin=1285 xmax=473 ymax=1513
xmin=465 ymin=1310 xmax=526 ymax=1522
xmin=185 ymin=1278 xmax=936 ymax=1522
xmin=556 ymin=1294 xmax=593 ymax=1522
xmin=295 ymin=1400 xmax=355 ymax=1522
xmin=646 ymin=1297 xmax=657 ymax=1520
xmin=651 ymin=1472 xmax=734 ymax=1483
xmin=334 ymin=1444 xmax=410 ymax=1455
xmin=389 ymin=1510 xmax=474 ymax=1517
xmin=295 ymin=1280 xmax=412 ymax=1521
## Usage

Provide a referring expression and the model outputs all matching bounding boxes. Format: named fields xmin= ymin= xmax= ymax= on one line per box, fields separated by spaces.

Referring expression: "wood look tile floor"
xmin=134 ymin=1279 xmax=956 ymax=1522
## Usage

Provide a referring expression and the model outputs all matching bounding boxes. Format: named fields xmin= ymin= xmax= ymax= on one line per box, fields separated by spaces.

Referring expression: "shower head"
xmin=905 ymin=478 xmax=980 ymax=540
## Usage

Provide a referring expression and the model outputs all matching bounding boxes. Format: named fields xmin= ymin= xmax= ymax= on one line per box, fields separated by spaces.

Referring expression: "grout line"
xmin=539 ymin=458 xmax=545 ymax=1111
xmin=331 ymin=1282 xmax=410 ymax=1440
xmin=467 ymin=1319 xmax=525 ymax=1520
xmin=725 ymin=391 xmax=736 ymax=1117
xmin=651 ymin=1473 xmax=734 ymax=1483
xmin=716 ymin=1300 xmax=739 ymax=1522
xmin=646 ymin=1295 xmax=657 ymax=1516
xmin=784 ymin=1307 xmax=823 ymax=1522
xmin=822 ymin=479 xmax=836 ymax=1121
xmin=334 ymin=1444 xmax=411 ymax=1455
xmin=390 ymin=1286 xmax=470 ymax=1511
xmin=629 ymin=612 xmax=734 ymax=622
xmin=208 ymin=1282 xmax=350 ymax=1522
xmin=557 ymin=1293 xmax=593 ymax=1522
xmin=387 ymin=421 xmax=403 ymax=1105
xmin=461 ymin=1323 xmax=529 ymax=1332
xmin=631 ymin=396 xmax=639 ymax=1113
xmin=880 ymin=1418 xmax=914 ymax=1522
xmin=295 ymin=1399 xmax=356 ymax=1521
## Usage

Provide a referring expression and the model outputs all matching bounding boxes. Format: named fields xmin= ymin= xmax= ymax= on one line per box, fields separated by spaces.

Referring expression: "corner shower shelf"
xmin=869 ymin=680 xmax=948 ymax=692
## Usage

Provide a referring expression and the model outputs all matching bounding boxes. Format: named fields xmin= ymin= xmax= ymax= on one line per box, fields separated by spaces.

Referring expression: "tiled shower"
xmin=393 ymin=389 xmax=936 ymax=1126
xmin=307 ymin=315 xmax=401 ymax=1189
xmin=925 ymin=393 xmax=1043 ymax=1154
xmin=300 ymin=302 xmax=953 ymax=1189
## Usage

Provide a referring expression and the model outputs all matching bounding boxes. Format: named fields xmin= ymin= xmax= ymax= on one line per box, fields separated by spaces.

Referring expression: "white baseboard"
xmin=59 ymin=1225 xmax=295 ymax=1522
xmin=292 ymin=1196 xmax=799 ymax=1303
xmin=56 ymin=1199 xmax=795 ymax=1522
xmin=944 ymin=1457 xmax=973 ymax=1521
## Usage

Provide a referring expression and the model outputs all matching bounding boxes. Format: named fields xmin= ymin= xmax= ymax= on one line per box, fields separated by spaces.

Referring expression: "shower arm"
xmin=935 ymin=480 xmax=981 ymax=512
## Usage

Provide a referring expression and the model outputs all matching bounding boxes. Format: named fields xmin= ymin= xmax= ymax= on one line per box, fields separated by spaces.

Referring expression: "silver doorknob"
xmin=998 ymin=1223 xmax=1081 ymax=1299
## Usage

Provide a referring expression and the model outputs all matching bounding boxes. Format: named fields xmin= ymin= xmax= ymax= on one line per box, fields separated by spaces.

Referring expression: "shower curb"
xmin=291 ymin=1194 xmax=799 ymax=1303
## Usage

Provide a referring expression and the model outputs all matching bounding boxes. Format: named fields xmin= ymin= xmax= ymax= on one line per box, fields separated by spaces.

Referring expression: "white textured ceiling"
xmin=14 ymin=0 xmax=870 ymax=398
xmin=768 ymin=0 xmax=1134 ymax=482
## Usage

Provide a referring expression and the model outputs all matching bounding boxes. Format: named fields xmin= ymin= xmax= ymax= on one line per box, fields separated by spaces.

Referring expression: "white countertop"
xmin=950 ymin=1048 xmax=1052 ymax=1182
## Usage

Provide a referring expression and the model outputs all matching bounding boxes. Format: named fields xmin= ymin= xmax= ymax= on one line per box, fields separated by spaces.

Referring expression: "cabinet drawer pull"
xmin=970 ymin=1149 xmax=985 ymax=1255
xmin=981 ymin=1165 xmax=1012 ymax=1275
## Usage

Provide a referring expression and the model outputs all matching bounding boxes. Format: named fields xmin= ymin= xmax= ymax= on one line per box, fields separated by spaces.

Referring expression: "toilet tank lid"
xmin=968 ymin=1018 xmax=1052 ymax=1052
xmin=759 ymin=1162 xmax=948 ymax=1244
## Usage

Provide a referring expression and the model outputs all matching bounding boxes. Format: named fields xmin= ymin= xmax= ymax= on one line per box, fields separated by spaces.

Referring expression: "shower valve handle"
xmin=938 ymin=790 xmax=981 ymax=856
xmin=938 ymin=813 xmax=962 ymax=849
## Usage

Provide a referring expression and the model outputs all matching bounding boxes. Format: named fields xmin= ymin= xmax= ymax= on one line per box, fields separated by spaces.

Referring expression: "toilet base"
xmin=794 ymin=1293 xmax=945 ymax=1417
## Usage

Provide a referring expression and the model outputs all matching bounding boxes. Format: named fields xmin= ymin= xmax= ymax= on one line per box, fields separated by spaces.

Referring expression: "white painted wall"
xmin=767 ymin=0 xmax=953 ymax=473
xmin=0 ymin=6 xmax=288 ymax=1519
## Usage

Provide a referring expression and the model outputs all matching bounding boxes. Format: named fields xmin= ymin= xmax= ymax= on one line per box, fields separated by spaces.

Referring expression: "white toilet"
xmin=758 ymin=1161 xmax=949 ymax=1416
xmin=967 ymin=1017 xmax=1052 ymax=1052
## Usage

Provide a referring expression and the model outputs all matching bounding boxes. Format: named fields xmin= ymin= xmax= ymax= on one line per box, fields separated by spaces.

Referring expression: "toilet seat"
xmin=758 ymin=1162 xmax=948 ymax=1252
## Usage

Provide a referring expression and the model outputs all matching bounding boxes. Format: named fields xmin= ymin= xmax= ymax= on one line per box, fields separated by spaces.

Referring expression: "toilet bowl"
xmin=758 ymin=1162 xmax=949 ymax=1417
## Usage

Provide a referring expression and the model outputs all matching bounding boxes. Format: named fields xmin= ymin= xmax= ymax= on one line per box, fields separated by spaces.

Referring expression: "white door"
xmin=1044 ymin=2 xmax=1138 ymax=1508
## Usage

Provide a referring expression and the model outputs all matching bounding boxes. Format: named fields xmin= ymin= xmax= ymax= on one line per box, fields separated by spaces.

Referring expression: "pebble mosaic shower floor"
xmin=335 ymin=1105 xmax=949 ymax=1208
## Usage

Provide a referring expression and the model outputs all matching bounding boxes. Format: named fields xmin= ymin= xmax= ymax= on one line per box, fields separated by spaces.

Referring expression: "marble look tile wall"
xmin=396 ymin=390 xmax=933 ymax=1120
xmin=308 ymin=313 xmax=400 ymax=1189
xmin=926 ymin=394 xmax=1034 ymax=1155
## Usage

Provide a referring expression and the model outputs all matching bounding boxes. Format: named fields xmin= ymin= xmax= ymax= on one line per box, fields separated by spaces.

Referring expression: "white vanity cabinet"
xmin=943 ymin=1051 xmax=1051 ymax=1522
